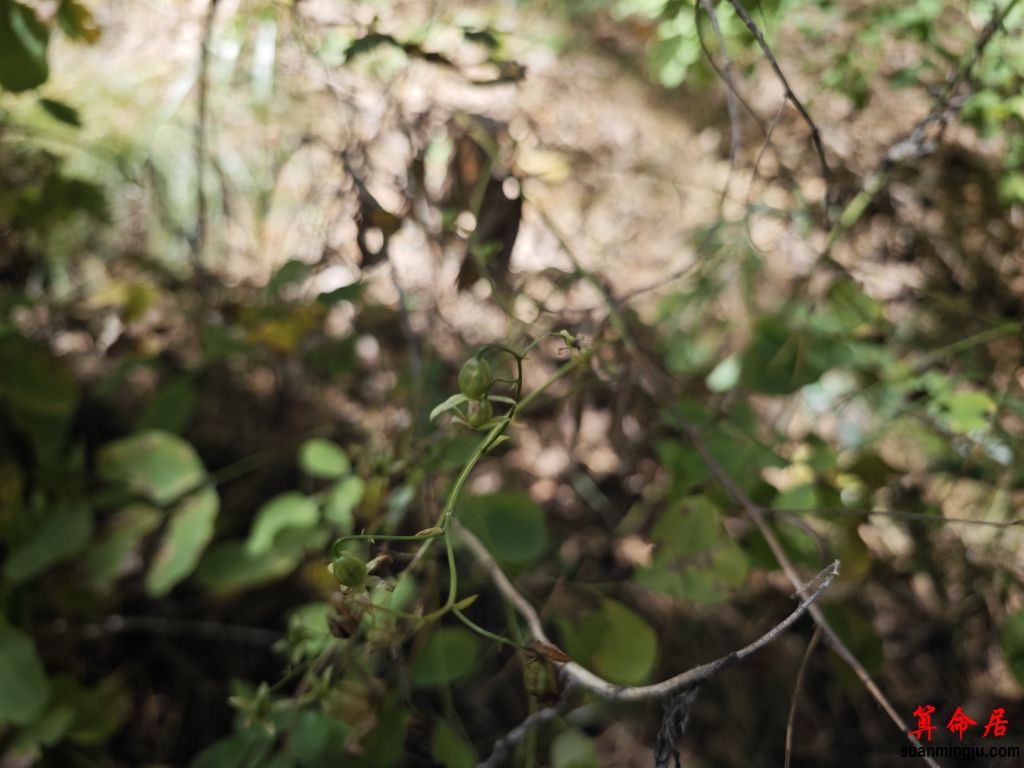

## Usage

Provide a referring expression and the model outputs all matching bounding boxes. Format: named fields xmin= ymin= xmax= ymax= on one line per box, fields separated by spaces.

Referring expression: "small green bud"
xmin=467 ymin=398 xmax=493 ymax=428
xmin=330 ymin=551 xmax=368 ymax=588
xmin=458 ymin=356 xmax=492 ymax=400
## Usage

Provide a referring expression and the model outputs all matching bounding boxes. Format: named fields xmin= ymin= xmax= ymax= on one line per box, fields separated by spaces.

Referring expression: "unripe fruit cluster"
xmin=330 ymin=551 xmax=368 ymax=589
xmin=459 ymin=356 xmax=493 ymax=428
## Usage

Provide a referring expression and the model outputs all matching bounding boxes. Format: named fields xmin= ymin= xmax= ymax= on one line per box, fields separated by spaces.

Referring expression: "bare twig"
xmin=725 ymin=0 xmax=832 ymax=205
xmin=477 ymin=674 xmax=578 ymax=768
xmin=193 ymin=0 xmax=221 ymax=277
xmin=784 ymin=626 xmax=822 ymax=768
xmin=826 ymin=0 xmax=1021 ymax=250
xmin=457 ymin=521 xmax=838 ymax=702
xmin=655 ymin=400 xmax=941 ymax=768
xmin=696 ymin=0 xmax=742 ymax=213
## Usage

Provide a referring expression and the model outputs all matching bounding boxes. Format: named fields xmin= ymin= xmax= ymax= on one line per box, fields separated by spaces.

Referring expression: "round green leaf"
xmin=324 ymin=475 xmax=364 ymax=528
xmin=0 ymin=335 xmax=78 ymax=418
xmin=740 ymin=316 xmax=832 ymax=395
xmin=145 ymin=487 xmax=219 ymax=596
xmin=98 ymin=430 xmax=206 ymax=505
xmin=432 ymin=718 xmax=477 ymax=768
xmin=0 ymin=619 xmax=49 ymax=725
xmin=83 ymin=504 xmax=162 ymax=588
xmin=246 ymin=492 xmax=319 ymax=555
xmin=551 ymin=728 xmax=598 ymax=768
xmin=410 ymin=628 xmax=480 ymax=687
xmin=457 ymin=492 xmax=548 ymax=566
xmin=0 ymin=1 xmax=50 ymax=93
xmin=4 ymin=501 xmax=93 ymax=583
xmin=561 ymin=599 xmax=657 ymax=686
xmin=194 ymin=540 xmax=304 ymax=595
xmin=299 ymin=438 xmax=350 ymax=479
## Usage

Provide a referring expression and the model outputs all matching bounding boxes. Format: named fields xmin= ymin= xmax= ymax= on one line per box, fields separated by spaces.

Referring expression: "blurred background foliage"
xmin=1 ymin=0 xmax=1023 ymax=766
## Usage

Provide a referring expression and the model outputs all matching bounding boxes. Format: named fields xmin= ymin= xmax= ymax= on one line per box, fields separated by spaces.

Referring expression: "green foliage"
xmin=0 ymin=619 xmax=49 ymax=725
xmin=246 ymin=492 xmax=319 ymax=555
xmin=551 ymin=728 xmax=599 ymax=768
xmin=409 ymin=627 xmax=481 ymax=686
xmin=146 ymin=486 xmax=220 ymax=596
xmin=98 ymin=430 xmax=207 ymax=505
xmin=0 ymin=1 xmax=50 ymax=93
xmin=1000 ymin=611 xmax=1024 ymax=687
xmin=2 ymin=1 xmax=1022 ymax=765
xmin=4 ymin=501 xmax=93 ymax=583
xmin=299 ymin=438 xmax=351 ymax=479
xmin=560 ymin=599 xmax=658 ymax=685
xmin=457 ymin=492 xmax=549 ymax=566
xmin=431 ymin=718 xmax=478 ymax=768
xmin=82 ymin=504 xmax=162 ymax=588
xmin=634 ymin=496 xmax=749 ymax=603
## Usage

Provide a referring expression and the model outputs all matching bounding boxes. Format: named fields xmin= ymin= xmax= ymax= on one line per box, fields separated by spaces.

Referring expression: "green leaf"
xmin=634 ymin=497 xmax=749 ymax=604
xmin=299 ymin=438 xmax=350 ymax=479
xmin=286 ymin=603 xmax=333 ymax=662
xmin=410 ymin=627 xmax=480 ymax=687
xmin=706 ymin=354 xmax=740 ymax=392
xmin=268 ymin=258 xmax=311 ymax=295
xmin=192 ymin=728 xmax=274 ymax=768
xmin=457 ymin=492 xmax=548 ymax=566
xmin=561 ymin=599 xmax=657 ymax=686
xmin=0 ymin=1 xmax=50 ymax=93
xmin=0 ymin=334 xmax=78 ymax=418
xmin=246 ymin=492 xmax=319 ymax=555
xmin=37 ymin=97 xmax=81 ymax=126
xmin=432 ymin=718 xmax=478 ymax=768
xmin=287 ymin=708 xmax=348 ymax=765
xmin=4 ymin=501 xmax=93 ymax=583
xmin=50 ymin=674 xmax=130 ymax=746
xmin=0 ymin=618 xmax=49 ymax=725
xmin=83 ymin=504 xmax=162 ymax=588
xmin=824 ymin=279 xmax=882 ymax=333
xmin=137 ymin=378 xmax=196 ymax=433
xmin=740 ymin=316 xmax=833 ymax=395
xmin=430 ymin=393 xmax=469 ymax=422
xmin=935 ymin=391 xmax=996 ymax=434
xmin=194 ymin=540 xmax=304 ymax=594
xmin=1000 ymin=611 xmax=1024 ymax=687
xmin=98 ymin=430 xmax=206 ymax=505
xmin=317 ymin=282 xmax=363 ymax=305
xmin=145 ymin=487 xmax=219 ymax=596
xmin=9 ymin=700 xmax=75 ymax=754
xmin=551 ymin=728 xmax=598 ymax=768
xmin=323 ymin=475 xmax=363 ymax=528
xmin=56 ymin=0 xmax=100 ymax=42
xmin=349 ymin=696 xmax=409 ymax=768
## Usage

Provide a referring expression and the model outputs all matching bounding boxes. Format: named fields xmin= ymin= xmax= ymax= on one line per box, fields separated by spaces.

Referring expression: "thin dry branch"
xmin=826 ymin=0 xmax=1022 ymax=250
xmin=477 ymin=675 xmax=578 ymax=768
xmin=696 ymin=0 xmax=743 ymax=212
xmin=725 ymin=0 xmax=832 ymax=203
xmin=456 ymin=521 xmax=839 ymax=703
xmin=655 ymin=400 xmax=942 ymax=768
xmin=193 ymin=0 xmax=220 ymax=269
xmin=785 ymin=626 xmax=822 ymax=768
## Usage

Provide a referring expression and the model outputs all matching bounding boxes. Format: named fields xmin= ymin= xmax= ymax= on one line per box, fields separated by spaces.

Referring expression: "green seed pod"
xmin=330 ymin=551 xmax=368 ymax=588
xmin=467 ymin=398 xmax=493 ymax=428
xmin=458 ymin=356 xmax=492 ymax=400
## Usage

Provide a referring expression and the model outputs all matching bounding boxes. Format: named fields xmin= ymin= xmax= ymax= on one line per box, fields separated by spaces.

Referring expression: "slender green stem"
xmin=453 ymin=608 xmax=522 ymax=649
xmin=326 ymin=341 xmax=590 ymax=642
